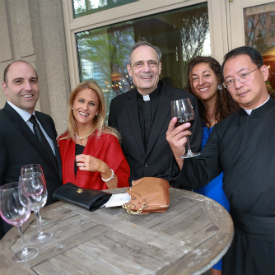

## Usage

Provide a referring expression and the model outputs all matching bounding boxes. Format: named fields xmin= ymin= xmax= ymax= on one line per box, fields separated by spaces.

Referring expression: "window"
xmin=261 ymin=28 xmax=267 ymax=38
xmin=244 ymin=3 xmax=275 ymax=94
xmin=72 ymin=0 xmax=137 ymax=18
xmin=260 ymin=14 xmax=267 ymax=25
xmin=76 ymin=3 xmax=210 ymax=117
xmin=244 ymin=4 xmax=275 ymax=51
xmin=248 ymin=17 xmax=253 ymax=29
xmin=247 ymin=28 xmax=255 ymax=44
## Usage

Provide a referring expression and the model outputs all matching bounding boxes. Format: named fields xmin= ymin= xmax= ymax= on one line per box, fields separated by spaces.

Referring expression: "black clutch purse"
xmin=53 ymin=182 xmax=112 ymax=211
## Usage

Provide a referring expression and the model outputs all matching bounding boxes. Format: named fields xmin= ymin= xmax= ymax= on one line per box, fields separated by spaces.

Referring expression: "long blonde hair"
xmin=60 ymin=81 xmax=120 ymax=142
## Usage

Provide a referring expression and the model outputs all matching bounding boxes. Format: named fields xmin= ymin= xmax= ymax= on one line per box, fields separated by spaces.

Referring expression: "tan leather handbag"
xmin=122 ymin=177 xmax=170 ymax=214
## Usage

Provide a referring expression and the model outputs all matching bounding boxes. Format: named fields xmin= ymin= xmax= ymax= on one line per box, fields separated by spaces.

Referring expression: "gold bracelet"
xmin=101 ymin=169 xmax=114 ymax=182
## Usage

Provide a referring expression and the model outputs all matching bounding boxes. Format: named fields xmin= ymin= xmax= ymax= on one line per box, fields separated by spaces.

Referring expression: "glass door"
xmin=228 ymin=0 xmax=275 ymax=94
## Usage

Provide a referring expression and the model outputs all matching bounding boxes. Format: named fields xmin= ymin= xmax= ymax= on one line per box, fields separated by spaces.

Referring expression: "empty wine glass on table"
xmin=21 ymin=164 xmax=50 ymax=227
xmin=171 ymin=98 xmax=200 ymax=158
xmin=19 ymin=172 xmax=53 ymax=243
xmin=0 ymin=182 xmax=39 ymax=262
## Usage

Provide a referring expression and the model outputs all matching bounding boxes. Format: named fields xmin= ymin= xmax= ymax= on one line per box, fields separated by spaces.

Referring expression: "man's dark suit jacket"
xmin=0 ymin=103 xmax=62 ymax=239
xmin=108 ymin=81 xmax=202 ymax=183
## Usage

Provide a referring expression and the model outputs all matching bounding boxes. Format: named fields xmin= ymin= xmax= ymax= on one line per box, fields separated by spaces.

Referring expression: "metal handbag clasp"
xmin=77 ymin=188 xmax=83 ymax=194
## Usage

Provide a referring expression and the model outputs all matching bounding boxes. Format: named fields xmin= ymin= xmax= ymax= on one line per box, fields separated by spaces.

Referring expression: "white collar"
xmin=243 ymin=96 xmax=270 ymax=115
xmin=7 ymin=101 xmax=35 ymax=122
xmin=143 ymin=95 xmax=150 ymax=101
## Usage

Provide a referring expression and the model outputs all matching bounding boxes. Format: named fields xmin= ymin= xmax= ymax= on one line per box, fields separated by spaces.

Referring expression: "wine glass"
xmin=21 ymin=164 xmax=50 ymax=227
xmin=0 ymin=182 xmax=39 ymax=262
xmin=171 ymin=98 xmax=200 ymax=158
xmin=19 ymin=172 xmax=53 ymax=243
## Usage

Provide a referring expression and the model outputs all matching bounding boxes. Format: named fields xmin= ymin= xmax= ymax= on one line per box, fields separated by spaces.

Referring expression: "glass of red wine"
xmin=171 ymin=98 xmax=200 ymax=158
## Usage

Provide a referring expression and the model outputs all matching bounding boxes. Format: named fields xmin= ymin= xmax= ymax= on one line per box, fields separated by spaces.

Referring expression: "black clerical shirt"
xmin=137 ymin=82 xmax=162 ymax=151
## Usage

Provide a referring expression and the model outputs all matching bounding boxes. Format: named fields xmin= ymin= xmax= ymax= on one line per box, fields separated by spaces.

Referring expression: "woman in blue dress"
xmin=186 ymin=56 xmax=239 ymax=275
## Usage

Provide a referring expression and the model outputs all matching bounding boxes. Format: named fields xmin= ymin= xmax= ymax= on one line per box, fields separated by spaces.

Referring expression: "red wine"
xmin=175 ymin=117 xmax=194 ymax=127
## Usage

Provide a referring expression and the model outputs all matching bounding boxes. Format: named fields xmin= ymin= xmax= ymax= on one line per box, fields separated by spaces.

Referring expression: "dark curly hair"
xmin=187 ymin=56 xmax=240 ymax=124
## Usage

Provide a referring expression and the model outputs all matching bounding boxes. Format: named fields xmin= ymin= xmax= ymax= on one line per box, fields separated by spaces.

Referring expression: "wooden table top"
xmin=0 ymin=188 xmax=233 ymax=275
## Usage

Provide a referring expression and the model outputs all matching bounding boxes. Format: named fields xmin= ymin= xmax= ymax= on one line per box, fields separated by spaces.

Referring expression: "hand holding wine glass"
xmin=21 ymin=164 xmax=50 ymax=227
xmin=19 ymin=172 xmax=53 ymax=243
xmin=0 ymin=182 xmax=39 ymax=262
xmin=171 ymin=98 xmax=200 ymax=158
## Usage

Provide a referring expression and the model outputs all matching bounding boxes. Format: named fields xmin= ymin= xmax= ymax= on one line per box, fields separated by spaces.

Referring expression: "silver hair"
xmin=128 ymin=40 xmax=162 ymax=66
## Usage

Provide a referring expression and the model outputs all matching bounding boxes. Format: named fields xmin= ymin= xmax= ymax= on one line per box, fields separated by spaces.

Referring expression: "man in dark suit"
xmin=108 ymin=41 xmax=201 ymax=183
xmin=0 ymin=60 xmax=62 ymax=239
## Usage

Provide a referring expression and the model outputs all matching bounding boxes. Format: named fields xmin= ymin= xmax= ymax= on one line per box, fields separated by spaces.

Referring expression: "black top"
xmin=75 ymin=144 xmax=85 ymax=176
xmin=137 ymin=82 xmax=162 ymax=151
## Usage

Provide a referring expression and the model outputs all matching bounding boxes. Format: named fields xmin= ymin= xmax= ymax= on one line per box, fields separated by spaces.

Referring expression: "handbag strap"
xmin=122 ymin=189 xmax=148 ymax=214
xmin=122 ymin=203 xmax=147 ymax=214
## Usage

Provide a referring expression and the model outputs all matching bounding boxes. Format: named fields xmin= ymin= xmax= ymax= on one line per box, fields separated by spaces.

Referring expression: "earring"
xmin=218 ymin=84 xmax=222 ymax=91
xmin=71 ymin=108 xmax=73 ymax=110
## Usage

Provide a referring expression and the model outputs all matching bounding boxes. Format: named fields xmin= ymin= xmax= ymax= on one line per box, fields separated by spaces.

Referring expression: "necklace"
xmin=207 ymin=113 xmax=215 ymax=124
xmin=75 ymin=133 xmax=91 ymax=140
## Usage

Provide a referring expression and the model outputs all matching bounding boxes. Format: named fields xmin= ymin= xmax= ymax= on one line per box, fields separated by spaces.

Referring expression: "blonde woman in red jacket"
xmin=58 ymin=81 xmax=130 ymax=190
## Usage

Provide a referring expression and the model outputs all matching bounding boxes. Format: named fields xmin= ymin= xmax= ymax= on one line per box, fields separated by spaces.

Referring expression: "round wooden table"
xmin=0 ymin=188 xmax=233 ymax=275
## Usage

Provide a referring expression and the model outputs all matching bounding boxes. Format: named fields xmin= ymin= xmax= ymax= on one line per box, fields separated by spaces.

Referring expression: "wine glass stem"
xmin=186 ymin=137 xmax=192 ymax=154
xmin=34 ymin=211 xmax=43 ymax=237
xmin=17 ymin=226 xmax=28 ymax=255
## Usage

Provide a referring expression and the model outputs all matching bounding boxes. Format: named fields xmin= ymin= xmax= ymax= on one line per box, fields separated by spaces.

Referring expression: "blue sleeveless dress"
xmin=194 ymin=126 xmax=230 ymax=271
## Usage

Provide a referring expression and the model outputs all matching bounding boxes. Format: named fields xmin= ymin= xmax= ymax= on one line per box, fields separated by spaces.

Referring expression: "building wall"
xmin=0 ymin=0 xmax=70 ymax=135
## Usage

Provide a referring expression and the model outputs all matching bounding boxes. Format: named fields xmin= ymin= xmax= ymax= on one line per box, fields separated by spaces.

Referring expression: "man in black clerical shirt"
xmin=0 ymin=60 xmax=62 ymax=239
xmin=108 ymin=40 xmax=201 ymax=183
xmin=167 ymin=46 xmax=275 ymax=275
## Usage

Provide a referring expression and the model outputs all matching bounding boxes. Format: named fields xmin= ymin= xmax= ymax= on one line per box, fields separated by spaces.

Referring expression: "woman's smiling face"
xmin=190 ymin=62 xmax=219 ymax=103
xmin=72 ymin=88 xmax=99 ymax=128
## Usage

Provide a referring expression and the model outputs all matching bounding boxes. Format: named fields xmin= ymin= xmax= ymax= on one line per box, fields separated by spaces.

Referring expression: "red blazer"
xmin=58 ymin=131 xmax=130 ymax=190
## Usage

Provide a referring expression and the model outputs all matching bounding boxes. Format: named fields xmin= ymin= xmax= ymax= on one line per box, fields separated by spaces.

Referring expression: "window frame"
xmin=72 ymin=0 xmax=138 ymax=18
xmin=226 ymin=0 xmax=275 ymax=49
xmin=61 ymin=0 xmax=229 ymax=90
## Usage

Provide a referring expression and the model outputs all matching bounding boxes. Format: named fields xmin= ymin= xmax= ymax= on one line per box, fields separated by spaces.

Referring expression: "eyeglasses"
xmin=223 ymin=67 xmax=259 ymax=89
